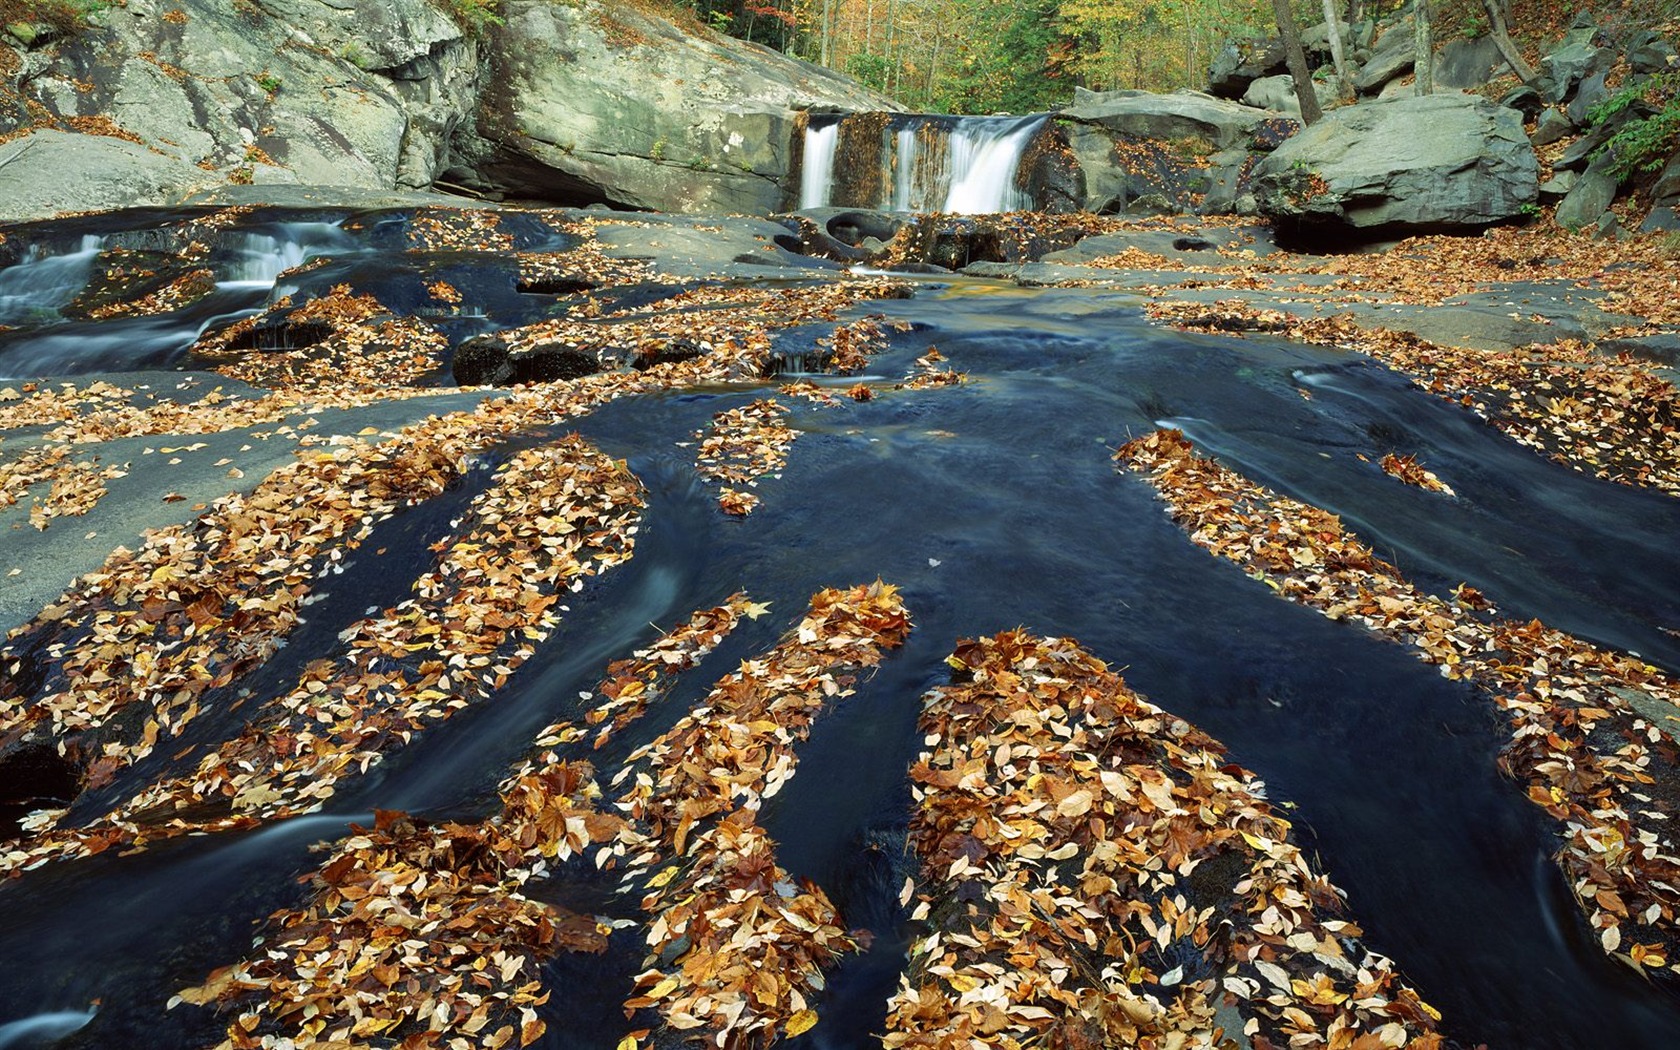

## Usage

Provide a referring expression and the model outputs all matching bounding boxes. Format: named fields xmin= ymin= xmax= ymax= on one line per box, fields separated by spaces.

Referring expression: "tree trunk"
xmin=1414 ymin=0 xmax=1434 ymax=95
xmin=1482 ymin=0 xmax=1537 ymax=83
xmin=1319 ymin=0 xmax=1355 ymax=102
xmin=885 ymin=0 xmax=897 ymax=92
xmin=819 ymin=0 xmax=834 ymax=66
xmin=1273 ymin=0 xmax=1324 ymax=124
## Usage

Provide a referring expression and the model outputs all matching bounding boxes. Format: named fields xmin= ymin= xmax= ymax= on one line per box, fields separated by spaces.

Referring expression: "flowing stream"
xmin=0 ymin=218 xmax=1678 ymax=1048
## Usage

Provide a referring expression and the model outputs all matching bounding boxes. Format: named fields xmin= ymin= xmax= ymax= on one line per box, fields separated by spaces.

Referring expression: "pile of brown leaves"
xmin=2 ymin=436 xmax=643 ymax=873
xmin=1377 ymin=453 xmax=1454 ymax=496
xmin=86 ymin=268 xmax=216 ymax=322
xmin=0 ymin=444 xmax=121 ymax=530
xmin=615 ymin=580 xmax=912 ymax=1046
xmin=1117 ymin=429 xmax=1680 ymax=976
xmin=695 ymin=399 xmax=795 ymax=516
xmin=887 ymin=630 xmax=1444 ymax=1050
xmin=900 ymin=347 xmax=966 ymax=390
xmin=197 ymin=284 xmax=449 ymax=392
xmin=1149 ymin=300 xmax=1680 ymax=498
xmin=176 ymin=598 xmax=753 ymax=1049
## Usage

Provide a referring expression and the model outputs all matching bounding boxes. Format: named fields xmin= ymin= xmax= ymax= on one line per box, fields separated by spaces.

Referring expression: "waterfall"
xmin=798 ymin=113 xmax=1050 ymax=214
xmin=942 ymin=116 xmax=1045 ymax=213
xmin=799 ymin=119 xmax=841 ymax=211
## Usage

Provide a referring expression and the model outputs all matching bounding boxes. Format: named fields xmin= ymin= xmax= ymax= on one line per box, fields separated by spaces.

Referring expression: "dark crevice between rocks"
xmin=225 ymin=318 xmax=337 ymax=353
xmin=515 ymin=275 xmax=599 ymax=296
xmin=0 ymin=740 xmax=83 ymax=840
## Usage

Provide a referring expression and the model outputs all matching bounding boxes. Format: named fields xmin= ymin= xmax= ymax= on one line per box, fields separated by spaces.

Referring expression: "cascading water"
xmin=218 ymin=223 xmax=358 ymax=288
xmin=798 ymin=113 xmax=1050 ymax=214
xmin=0 ymin=235 xmax=105 ymax=326
xmin=942 ymin=116 xmax=1045 ymax=213
xmin=0 ymin=220 xmax=364 ymax=378
xmin=798 ymin=121 xmax=840 ymax=211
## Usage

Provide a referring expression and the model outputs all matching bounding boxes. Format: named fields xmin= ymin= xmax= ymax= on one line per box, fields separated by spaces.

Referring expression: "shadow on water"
xmin=2 ymin=276 xmax=1680 ymax=1048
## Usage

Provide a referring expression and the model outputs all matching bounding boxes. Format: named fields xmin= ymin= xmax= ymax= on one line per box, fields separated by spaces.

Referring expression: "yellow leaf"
xmin=647 ymin=976 xmax=680 ymax=1000
xmin=743 ymin=600 xmax=772 ymax=620
xmin=647 ymin=867 xmax=679 ymax=889
xmin=616 ymin=1037 xmax=639 ymax=1050
xmin=785 ymin=1009 xmax=818 ymax=1036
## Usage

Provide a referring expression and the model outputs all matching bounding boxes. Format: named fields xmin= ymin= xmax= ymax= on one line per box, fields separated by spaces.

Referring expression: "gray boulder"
xmin=1654 ymin=152 xmax=1680 ymax=206
xmin=1252 ymin=94 xmax=1538 ymax=234
xmin=1537 ymin=170 xmax=1577 ymax=203
xmin=1207 ymin=37 xmax=1287 ymax=99
xmin=1242 ymin=74 xmax=1341 ymax=119
xmin=1538 ymin=26 xmax=1613 ymax=104
xmin=1566 ymin=72 xmax=1610 ymax=128
xmin=1434 ymin=36 xmax=1504 ymax=91
xmin=1642 ymin=206 xmax=1680 ymax=233
xmin=1063 ymin=90 xmax=1274 ymax=150
xmin=1554 ymin=153 xmax=1620 ymax=230
xmin=464 ymin=0 xmax=896 ymax=213
xmin=1531 ymin=107 xmax=1573 ymax=145
xmin=1353 ymin=23 xmax=1417 ymax=94
xmin=1627 ymin=30 xmax=1679 ymax=74
xmin=0 ymin=130 xmax=220 ymax=222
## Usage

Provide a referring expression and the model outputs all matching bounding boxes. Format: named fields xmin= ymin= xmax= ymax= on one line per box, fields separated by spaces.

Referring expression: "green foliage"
xmin=1591 ymin=74 xmax=1680 ymax=180
xmin=439 ymin=0 xmax=503 ymax=35
xmin=845 ymin=50 xmax=893 ymax=94
xmin=254 ymin=70 xmax=281 ymax=95
xmin=0 ymin=0 xmax=110 ymax=38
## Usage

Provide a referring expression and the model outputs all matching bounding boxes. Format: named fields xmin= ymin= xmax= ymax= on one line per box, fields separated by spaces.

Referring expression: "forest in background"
xmin=643 ymin=0 xmax=1676 ymax=113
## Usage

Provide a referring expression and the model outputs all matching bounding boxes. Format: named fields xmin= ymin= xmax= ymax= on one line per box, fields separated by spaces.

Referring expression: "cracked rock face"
xmin=0 ymin=0 xmax=897 ymax=219
xmin=458 ymin=0 xmax=898 ymax=213
xmin=0 ymin=0 xmax=483 ymax=222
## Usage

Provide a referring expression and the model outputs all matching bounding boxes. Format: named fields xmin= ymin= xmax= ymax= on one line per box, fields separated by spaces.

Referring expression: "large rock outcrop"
xmin=457 ymin=0 xmax=896 ymax=213
xmin=1252 ymin=94 xmax=1538 ymax=236
xmin=0 ymin=0 xmax=895 ymax=221
xmin=0 ymin=0 xmax=481 ymax=222
xmin=1060 ymin=89 xmax=1286 ymax=215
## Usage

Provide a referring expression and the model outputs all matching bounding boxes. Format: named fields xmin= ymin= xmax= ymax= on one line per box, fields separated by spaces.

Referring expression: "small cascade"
xmin=799 ymin=113 xmax=1052 ymax=214
xmin=217 ymin=223 xmax=358 ymax=287
xmin=0 ymin=235 xmax=105 ymax=326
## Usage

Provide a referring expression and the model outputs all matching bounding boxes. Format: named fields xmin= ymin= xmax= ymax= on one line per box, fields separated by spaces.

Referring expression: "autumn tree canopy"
xmin=671 ymin=0 xmax=1675 ymax=113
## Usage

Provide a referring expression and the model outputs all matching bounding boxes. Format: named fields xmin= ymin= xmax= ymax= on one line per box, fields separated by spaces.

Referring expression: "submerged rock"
xmin=1252 ymin=94 xmax=1538 ymax=237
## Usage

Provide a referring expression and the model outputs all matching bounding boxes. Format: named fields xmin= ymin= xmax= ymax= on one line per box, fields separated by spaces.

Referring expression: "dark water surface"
xmin=2 ymin=230 xmax=1679 ymax=1049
